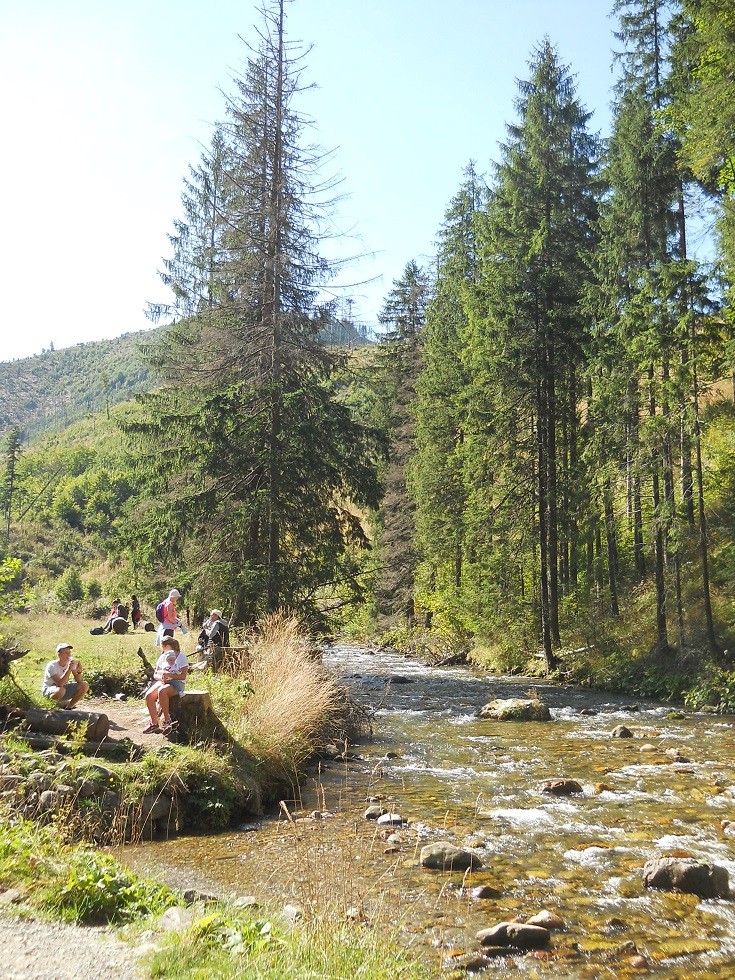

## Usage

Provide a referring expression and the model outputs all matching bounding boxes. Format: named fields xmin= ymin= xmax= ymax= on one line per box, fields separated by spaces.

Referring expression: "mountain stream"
xmin=120 ymin=643 xmax=735 ymax=977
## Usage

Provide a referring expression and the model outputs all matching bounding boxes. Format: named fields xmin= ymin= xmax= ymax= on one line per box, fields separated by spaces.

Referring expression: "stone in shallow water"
xmin=610 ymin=724 xmax=633 ymax=738
xmin=541 ymin=778 xmax=583 ymax=796
xmin=526 ymin=909 xmax=565 ymax=931
xmin=476 ymin=921 xmax=551 ymax=949
xmin=643 ymin=857 xmax=729 ymax=899
xmin=476 ymin=698 xmax=552 ymax=721
xmin=420 ymin=841 xmax=483 ymax=871
xmin=363 ymin=804 xmax=387 ymax=820
xmin=470 ymin=884 xmax=502 ymax=899
xmin=376 ymin=812 xmax=405 ymax=827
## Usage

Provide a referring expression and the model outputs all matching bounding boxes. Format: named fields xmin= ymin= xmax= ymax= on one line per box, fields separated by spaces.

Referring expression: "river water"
xmin=121 ymin=643 xmax=735 ymax=977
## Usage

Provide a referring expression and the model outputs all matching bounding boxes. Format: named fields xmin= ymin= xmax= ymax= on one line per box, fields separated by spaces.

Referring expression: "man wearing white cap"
xmin=41 ymin=643 xmax=89 ymax=709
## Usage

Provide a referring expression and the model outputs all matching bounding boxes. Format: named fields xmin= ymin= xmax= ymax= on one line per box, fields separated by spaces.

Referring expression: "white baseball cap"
xmin=55 ymin=642 xmax=73 ymax=653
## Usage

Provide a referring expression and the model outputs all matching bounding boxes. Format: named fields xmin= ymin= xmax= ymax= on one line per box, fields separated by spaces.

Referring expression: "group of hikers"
xmin=43 ymin=588 xmax=231 ymax=735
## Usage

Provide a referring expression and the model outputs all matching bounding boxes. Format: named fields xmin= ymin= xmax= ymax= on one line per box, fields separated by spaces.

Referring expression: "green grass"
xmin=1 ymin=611 xmax=162 ymax=703
xmin=147 ymin=908 xmax=434 ymax=980
xmin=0 ymin=815 xmax=176 ymax=924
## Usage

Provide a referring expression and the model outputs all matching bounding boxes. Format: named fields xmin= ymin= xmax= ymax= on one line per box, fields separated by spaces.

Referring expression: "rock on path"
xmin=0 ymin=912 xmax=147 ymax=980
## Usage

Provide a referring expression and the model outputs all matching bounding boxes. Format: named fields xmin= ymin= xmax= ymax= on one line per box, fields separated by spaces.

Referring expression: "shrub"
xmin=83 ymin=578 xmax=102 ymax=600
xmin=55 ymin=567 xmax=84 ymax=605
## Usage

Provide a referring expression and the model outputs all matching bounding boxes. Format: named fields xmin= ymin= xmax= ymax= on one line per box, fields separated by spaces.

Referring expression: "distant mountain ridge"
xmin=0 ymin=319 xmax=373 ymax=441
xmin=0 ymin=328 xmax=162 ymax=440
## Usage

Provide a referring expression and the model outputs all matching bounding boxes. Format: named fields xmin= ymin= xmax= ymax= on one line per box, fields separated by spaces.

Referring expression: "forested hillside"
xmin=0 ymin=329 xmax=161 ymax=437
xmin=4 ymin=0 xmax=735 ymax=710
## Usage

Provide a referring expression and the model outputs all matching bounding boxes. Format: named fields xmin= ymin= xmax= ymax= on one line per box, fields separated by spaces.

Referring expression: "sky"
xmin=0 ymin=0 xmax=621 ymax=362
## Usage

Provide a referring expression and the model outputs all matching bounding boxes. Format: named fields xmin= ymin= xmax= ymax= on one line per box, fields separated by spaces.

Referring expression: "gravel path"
xmin=0 ymin=912 xmax=150 ymax=980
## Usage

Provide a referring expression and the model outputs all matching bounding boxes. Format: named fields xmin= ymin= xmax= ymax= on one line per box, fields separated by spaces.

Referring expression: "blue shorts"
xmin=167 ymin=680 xmax=185 ymax=695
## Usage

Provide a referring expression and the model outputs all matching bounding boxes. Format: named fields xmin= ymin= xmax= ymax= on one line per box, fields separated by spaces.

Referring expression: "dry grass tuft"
xmin=239 ymin=613 xmax=342 ymax=768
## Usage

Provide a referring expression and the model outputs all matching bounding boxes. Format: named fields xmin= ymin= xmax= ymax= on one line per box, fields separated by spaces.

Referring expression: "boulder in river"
xmin=643 ymin=857 xmax=729 ymax=899
xmin=541 ymin=778 xmax=583 ymax=796
xmin=526 ymin=909 xmax=566 ymax=930
xmin=420 ymin=841 xmax=483 ymax=871
xmin=476 ymin=921 xmax=551 ymax=949
xmin=376 ymin=812 xmax=406 ymax=827
xmin=610 ymin=724 xmax=633 ymax=738
xmin=477 ymin=698 xmax=552 ymax=721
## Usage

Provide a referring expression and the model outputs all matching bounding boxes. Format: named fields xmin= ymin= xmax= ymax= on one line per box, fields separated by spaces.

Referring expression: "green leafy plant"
xmin=46 ymin=849 xmax=175 ymax=923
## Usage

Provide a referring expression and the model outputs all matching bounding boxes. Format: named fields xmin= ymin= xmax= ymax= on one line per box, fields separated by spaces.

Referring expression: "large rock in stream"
xmin=476 ymin=921 xmax=551 ymax=949
xmin=420 ymin=841 xmax=483 ymax=871
xmin=476 ymin=698 xmax=552 ymax=721
xmin=643 ymin=857 xmax=729 ymax=899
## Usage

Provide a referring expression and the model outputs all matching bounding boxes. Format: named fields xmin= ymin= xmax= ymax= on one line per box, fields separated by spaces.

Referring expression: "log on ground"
xmin=24 ymin=707 xmax=110 ymax=741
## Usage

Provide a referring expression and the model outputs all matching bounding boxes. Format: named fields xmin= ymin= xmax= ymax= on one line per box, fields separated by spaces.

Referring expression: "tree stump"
xmin=0 ymin=645 xmax=30 ymax=678
xmin=111 ymin=617 xmax=129 ymax=634
xmin=24 ymin=707 xmax=110 ymax=741
xmin=169 ymin=691 xmax=218 ymax=740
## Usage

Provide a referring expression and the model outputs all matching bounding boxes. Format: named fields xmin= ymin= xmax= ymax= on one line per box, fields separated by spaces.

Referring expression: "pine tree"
xmin=372 ymin=260 xmax=430 ymax=628
xmin=126 ymin=0 xmax=382 ymax=623
xmin=2 ymin=427 xmax=22 ymax=545
xmin=412 ymin=164 xmax=484 ymax=612
xmin=592 ymin=0 xmax=718 ymax=652
xmin=466 ymin=40 xmax=600 ymax=670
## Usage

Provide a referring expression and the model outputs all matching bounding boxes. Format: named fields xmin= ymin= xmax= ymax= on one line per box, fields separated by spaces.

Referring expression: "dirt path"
xmin=0 ymin=911 xmax=151 ymax=980
xmin=85 ymin=695 xmax=171 ymax=747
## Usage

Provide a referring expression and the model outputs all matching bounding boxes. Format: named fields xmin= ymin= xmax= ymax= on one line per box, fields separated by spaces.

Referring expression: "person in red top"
xmin=156 ymin=588 xmax=188 ymax=646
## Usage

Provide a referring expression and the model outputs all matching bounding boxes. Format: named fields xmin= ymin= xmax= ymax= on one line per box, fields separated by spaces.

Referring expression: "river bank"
xmin=4 ymin=629 xmax=735 ymax=977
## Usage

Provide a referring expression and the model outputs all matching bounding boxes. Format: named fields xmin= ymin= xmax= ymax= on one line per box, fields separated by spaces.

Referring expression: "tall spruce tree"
xmin=372 ymin=260 xmax=430 ymax=628
xmin=466 ymin=40 xmax=599 ymax=670
xmin=126 ymin=0 xmax=382 ymax=623
xmin=591 ymin=0 xmax=718 ymax=652
xmin=412 ymin=164 xmax=485 ymax=612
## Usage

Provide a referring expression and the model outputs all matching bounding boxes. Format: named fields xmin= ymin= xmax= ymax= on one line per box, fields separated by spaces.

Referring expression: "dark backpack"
xmin=155 ymin=601 xmax=166 ymax=624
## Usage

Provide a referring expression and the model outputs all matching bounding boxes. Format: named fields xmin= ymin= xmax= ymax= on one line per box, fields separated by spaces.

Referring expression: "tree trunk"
xmin=25 ymin=708 xmax=109 ymax=741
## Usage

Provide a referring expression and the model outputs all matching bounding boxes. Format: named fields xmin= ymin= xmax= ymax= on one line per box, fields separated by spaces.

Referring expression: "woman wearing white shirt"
xmin=144 ymin=636 xmax=188 ymax=734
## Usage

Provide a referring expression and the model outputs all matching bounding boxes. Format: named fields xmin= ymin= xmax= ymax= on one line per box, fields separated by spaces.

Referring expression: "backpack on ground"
xmin=155 ymin=601 xmax=166 ymax=623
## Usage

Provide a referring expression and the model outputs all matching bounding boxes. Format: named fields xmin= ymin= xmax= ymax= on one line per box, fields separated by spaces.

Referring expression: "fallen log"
xmin=24 ymin=707 xmax=110 ymax=741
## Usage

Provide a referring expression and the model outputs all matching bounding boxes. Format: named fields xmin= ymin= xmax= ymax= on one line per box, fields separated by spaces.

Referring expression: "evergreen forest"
xmin=4 ymin=0 xmax=735 ymax=708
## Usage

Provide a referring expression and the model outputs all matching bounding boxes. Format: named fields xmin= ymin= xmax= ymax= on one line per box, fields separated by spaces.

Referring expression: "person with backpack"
xmin=155 ymin=588 xmax=187 ymax=646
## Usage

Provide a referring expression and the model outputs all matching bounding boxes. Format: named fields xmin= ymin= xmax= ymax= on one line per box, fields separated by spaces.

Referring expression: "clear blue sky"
xmin=0 ymin=0 xmax=619 ymax=361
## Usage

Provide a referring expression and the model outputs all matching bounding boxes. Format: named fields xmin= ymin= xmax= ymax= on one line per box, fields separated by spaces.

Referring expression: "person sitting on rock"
xmin=144 ymin=636 xmax=188 ymax=735
xmin=102 ymin=599 xmax=121 ymax=633
xmin=41 ymin=643 xmax=89 ymax=709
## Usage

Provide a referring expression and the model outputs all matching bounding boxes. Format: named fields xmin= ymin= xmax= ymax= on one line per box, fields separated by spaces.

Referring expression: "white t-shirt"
xmin=42 ymin=659 xmax=69 ymax=691
xmin=154 ymin=652 xmax=188 ymax=678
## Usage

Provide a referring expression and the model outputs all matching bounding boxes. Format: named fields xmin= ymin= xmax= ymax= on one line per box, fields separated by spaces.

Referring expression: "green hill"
xmin=0 ymin=319 xmax=374 ymax=442
xmin=0 ymin=329 xmax=163 ymax=439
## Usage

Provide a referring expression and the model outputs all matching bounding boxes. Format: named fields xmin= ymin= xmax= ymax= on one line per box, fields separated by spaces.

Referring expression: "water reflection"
xmin=120 ymin=644 xmax=735 ymax=977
